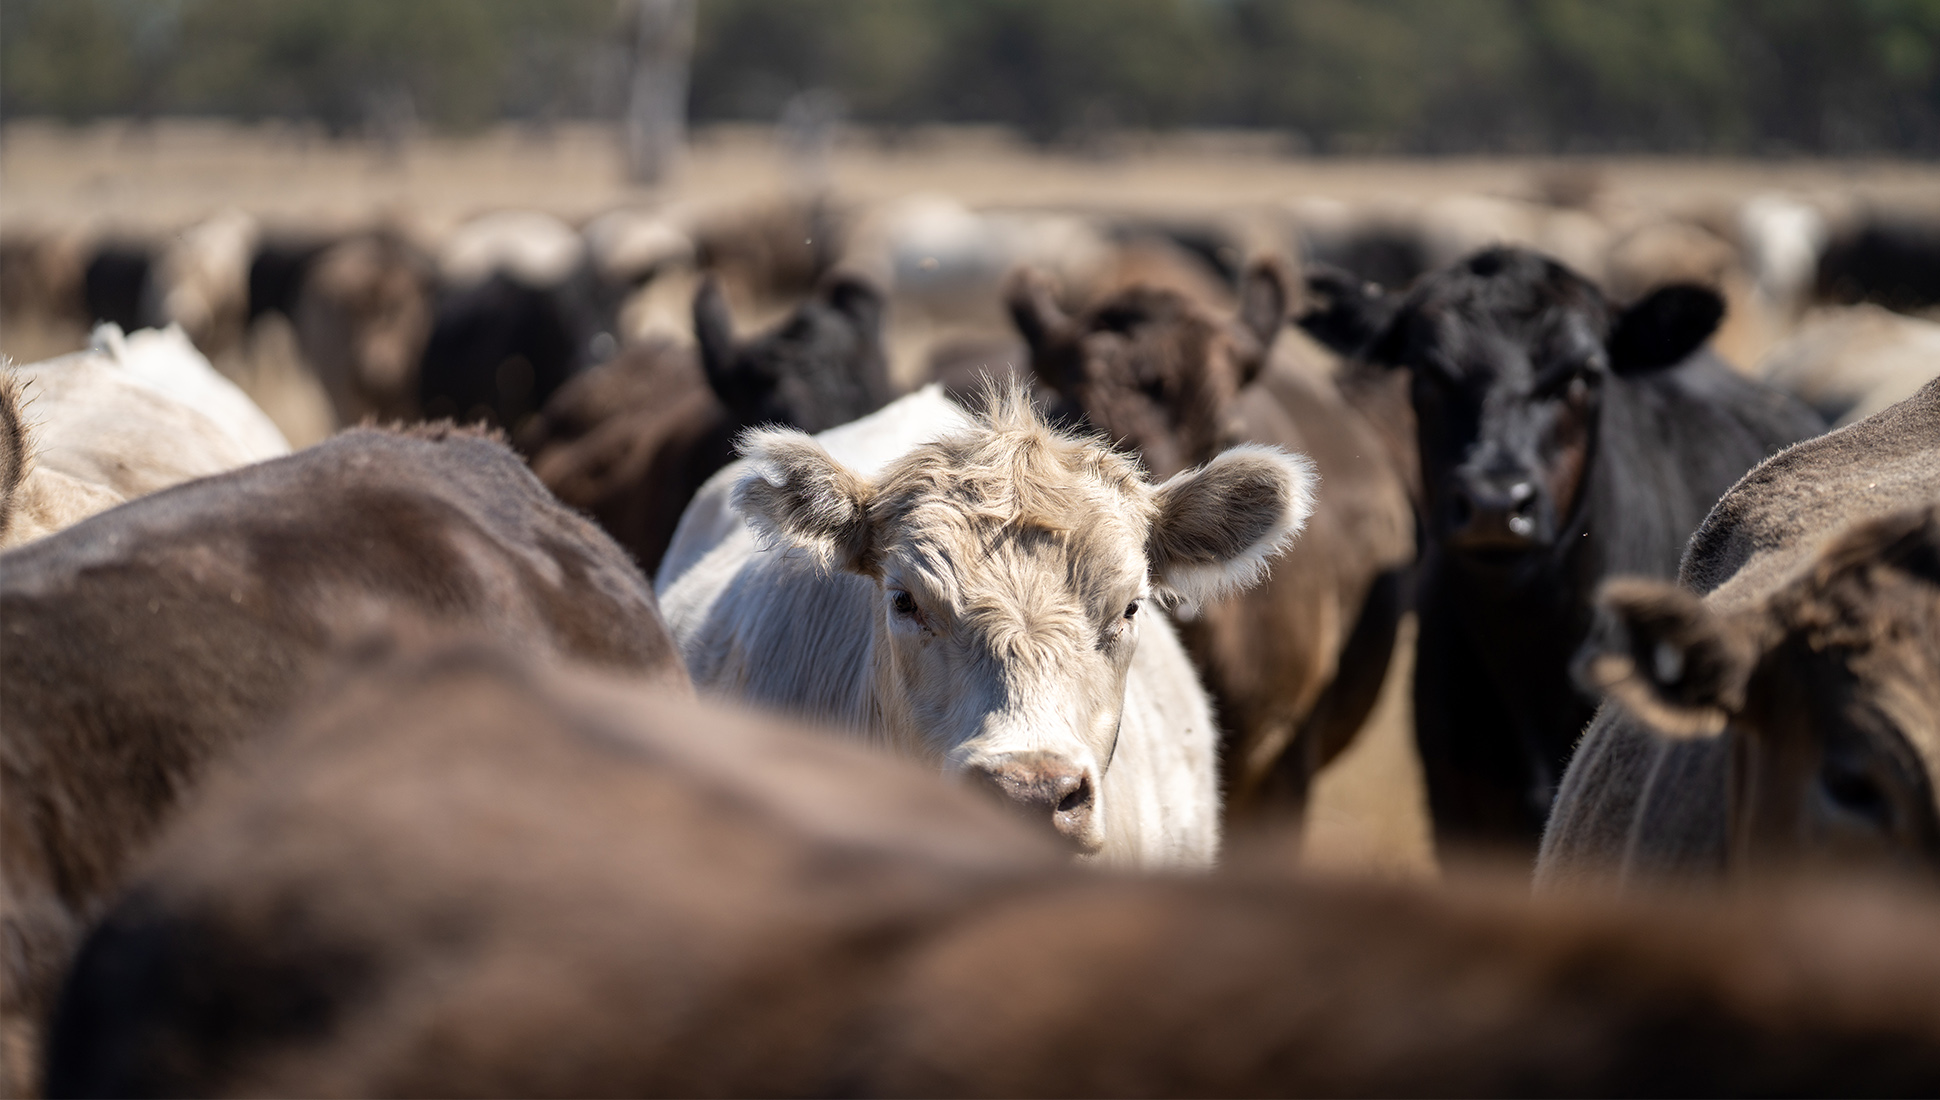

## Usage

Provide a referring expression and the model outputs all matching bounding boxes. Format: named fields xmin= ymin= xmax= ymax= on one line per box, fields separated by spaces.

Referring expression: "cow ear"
xmin=1608 ymin=284 xmax=1724 ymax=372
xmin=1294 ymin=263 xmax=1403 ymax=364
xmin=1005 ymin=266 xmax=1074 ymax=356
xmin=1147 ymin=444 xmax=1316 ymax=607
xmin=1576 ymin=578 xmax=1755 ymax=738
xmin=1233 ymin=257 xmax=1292 ymax=385
xmin=732 ymin=428 xmax=877 ymax=575
xmin=693 ymin=276 xmax=738 ymax=391
xmin=821 ymin=271 xmax=885 ymax=339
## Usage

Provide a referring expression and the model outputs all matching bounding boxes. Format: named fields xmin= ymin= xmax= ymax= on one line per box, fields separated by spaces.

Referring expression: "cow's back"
xmin=0 ymin=426 xmax=683 ymax=1096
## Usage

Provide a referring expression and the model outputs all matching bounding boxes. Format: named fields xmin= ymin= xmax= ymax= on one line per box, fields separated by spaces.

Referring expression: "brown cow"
xmin=289 ymin=229 xmax=437 ymax=426
xmin=0 ymin=427 xmax=685 ymax=1096
xmin=45 ymin=641 xmax=1940 ymax=1096
xmin=1007 ymin=258 xmax=1416 ymax=818
xmin=1540 ymin=375 xmax=1940 ymax=887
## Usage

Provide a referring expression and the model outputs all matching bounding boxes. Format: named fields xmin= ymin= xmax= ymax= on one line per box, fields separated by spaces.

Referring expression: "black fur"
xmin=1303 ymin=246 xmax=1824 ymax=853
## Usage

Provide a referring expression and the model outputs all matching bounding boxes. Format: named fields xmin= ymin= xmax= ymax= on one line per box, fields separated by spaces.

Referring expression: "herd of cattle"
xmin=3 ymin=184 xmax=1940 ymax=1094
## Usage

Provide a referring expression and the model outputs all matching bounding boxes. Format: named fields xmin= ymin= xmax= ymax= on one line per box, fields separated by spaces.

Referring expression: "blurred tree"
xmin=3 ymin=0 xmax=1936 ymax=155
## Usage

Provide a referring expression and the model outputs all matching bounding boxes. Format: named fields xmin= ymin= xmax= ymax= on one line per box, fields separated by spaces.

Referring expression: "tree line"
xmin=5 ymin=0 xmax=1937 ymax=155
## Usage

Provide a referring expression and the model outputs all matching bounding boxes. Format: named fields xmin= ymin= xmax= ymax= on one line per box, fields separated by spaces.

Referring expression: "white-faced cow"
xmin=1007 ymin=258 xmax=1416 ymax=818
xmin=0 ymin=426 xmax=684 ymax=1096
xmin=658 ymin=384 xmax=1316 ymax=866
xmin=1539 ymin=375 xmax=1940 ymax=888
xmin=45 ymin=640 xmax=1940 ymax=1097
xmin=1301 ymin=246 xmax=1824 ymax=856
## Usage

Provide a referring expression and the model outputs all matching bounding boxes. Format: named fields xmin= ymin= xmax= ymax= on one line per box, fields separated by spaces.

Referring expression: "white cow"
xmin=1 ymin=324 xmax=289 ymax=549
xmin=658 ymin=385 xmax=1316 ymax=867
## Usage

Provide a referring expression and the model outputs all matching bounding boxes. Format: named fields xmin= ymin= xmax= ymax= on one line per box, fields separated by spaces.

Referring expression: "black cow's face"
xmin=1393 ymin=283 xmax=1607 ymax=555
xmin=1300 ymin=247 xmax=1723 ymax=562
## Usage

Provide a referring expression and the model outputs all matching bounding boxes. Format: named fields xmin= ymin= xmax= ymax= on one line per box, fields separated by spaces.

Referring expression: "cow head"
xmin=1582 ymin=506 xmax=1940 ymax=874
xmin=733 ymin=387 xmax=1314 ymax=852
xmin=694 ymin=271 xmax=891 ymax=434
xmin=1006 ymin=259 xmax=1290 ymax=480
xmin=1301 ymin=247 xmax=1723 ymax=559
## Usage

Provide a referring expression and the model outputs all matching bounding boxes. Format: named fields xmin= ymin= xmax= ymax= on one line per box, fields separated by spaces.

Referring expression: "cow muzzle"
xmin=967 ymin=750 xmax=1101 ymax=854
xmin=1446 ymin=472 xmax=1547 ymax=552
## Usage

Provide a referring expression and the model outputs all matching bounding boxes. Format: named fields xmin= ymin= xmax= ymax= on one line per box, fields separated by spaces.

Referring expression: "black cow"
xmin=418 ymin=268 xmax=615 ymax=434
xmin=1816 ymin=215 xmax=1940 ymax=315
xmin=1301 ymin=246 xmax=1824 ymax=853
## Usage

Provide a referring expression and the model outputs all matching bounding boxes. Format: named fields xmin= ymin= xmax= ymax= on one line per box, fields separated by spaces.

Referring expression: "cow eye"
xmin=1124 ymin=600 xmax=1140 ymax=620
xmin=890 ymin=590 xmax=919 ymax=618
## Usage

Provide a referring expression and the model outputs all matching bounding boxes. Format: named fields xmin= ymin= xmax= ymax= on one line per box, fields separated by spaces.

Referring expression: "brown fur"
xmin=46 ymin=641 xmax=1940 ymax=1097
xmin=521 ymin=339 xmax=735 ymax=572
xmin=291 ymin=230 xmax=436 ymax=426
xmin=0 ymin=428 xmax=686 ymax=1097
xmin=1009 ymin=259 xmax=1416 ymax=819
xmin=1542 ymin=376 xmax=1940 ymax=887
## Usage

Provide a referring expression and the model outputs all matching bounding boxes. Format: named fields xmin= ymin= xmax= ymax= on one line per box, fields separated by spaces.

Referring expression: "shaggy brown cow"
xmin=1539 ymin=375 xmax=1940 ymax=887
xmin=1008 ymin=258 xmax=1415 ymax=817
xmin=45 ymin=641 xmax=1940 ymax=1096
xmin=0 ymin=427 xmax=684 ymax=1096
xmin=522 ymin=273 xmax=890 ymax=574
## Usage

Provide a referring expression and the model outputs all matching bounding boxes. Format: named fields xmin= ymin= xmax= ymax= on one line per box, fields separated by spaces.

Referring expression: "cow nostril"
xmin=1056 ymin=775 xmax=1092 ymax=814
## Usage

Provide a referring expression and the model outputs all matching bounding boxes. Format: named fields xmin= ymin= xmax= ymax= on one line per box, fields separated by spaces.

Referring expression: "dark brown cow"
xmin=1540 ymin=375 xmax=1940 ymax=887
xmin=521 ymin=273 xmax=890 ymax=574
xmin=45 ymin=641 xmax=1940 ymax=1097
xmin=1007 ymin=259 xmax=1415 ymax=817
xmin=0 ymin=427 xmax=685 ymax=1096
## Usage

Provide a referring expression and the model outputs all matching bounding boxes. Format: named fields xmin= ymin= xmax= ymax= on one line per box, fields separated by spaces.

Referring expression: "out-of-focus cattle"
xmin=1737 ymin=192 xmax=1830 ymax=319
xmin=419 ymin=210 xmax=613 ymax=432
xmin=0 ymin=426 xmax=685 ymax=1096
xmin=0 ymin=325 xmax=287 ymax=549
xmin=0 ymin=225 xmax=93 ymax=356
xmin=660 ymin=385 xmax=1315 ymax=866
xmin=1817 ymin=211 xmax=1940 ymax=315
xmin=1603 ymin=218 xmax=1777 ymax=371
xmin=1303 ymin=246 xmax=1823 ymax=854
xmin=521 ymin=273 xmax=893 ymax=574
xmin=147 ymin=209 xmax=259 ymax=361
xmin=289 ymin=230 xmax=437 ymax=426
xmin=1759 ymin=304 xmax=1940 ymax=427
xmin=689 ymin=195 xmax=846 ymax=309
xmin=46 ymin=641 xmax=1940 ymax=1097
xmin=1008 ymin=259 xmax=1415 ymax=817
xmin=1540 ymin=376 xmax=1940 ymax=888
xmin=81 ymin=239 xmax=155 ymax=335
xmin=582 ymin=207 xmax=698 ymax=344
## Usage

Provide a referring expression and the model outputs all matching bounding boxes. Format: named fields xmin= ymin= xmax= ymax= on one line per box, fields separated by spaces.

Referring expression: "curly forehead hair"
xmin=869 ymin=384 xmax=1158 ymax=537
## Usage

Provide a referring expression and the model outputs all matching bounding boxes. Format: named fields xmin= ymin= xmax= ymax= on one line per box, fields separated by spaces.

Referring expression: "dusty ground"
xmin=10 ymin=120 xmax=1931 ymax=877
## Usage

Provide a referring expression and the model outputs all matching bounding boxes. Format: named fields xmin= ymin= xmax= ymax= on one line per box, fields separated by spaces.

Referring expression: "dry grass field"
xmin=7 ymin=120 xmax=1935 ymax=878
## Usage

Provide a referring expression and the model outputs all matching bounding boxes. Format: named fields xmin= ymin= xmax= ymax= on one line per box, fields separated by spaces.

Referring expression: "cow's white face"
xmin=736 ymin=388 xmax=1314 ymax=852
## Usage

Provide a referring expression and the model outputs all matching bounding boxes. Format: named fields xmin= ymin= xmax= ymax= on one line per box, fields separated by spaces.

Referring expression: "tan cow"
xmin=659 ymin=384 xmax=1316 ymax=867
xmin=0 ymin=324 xmax=288 ymax=549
